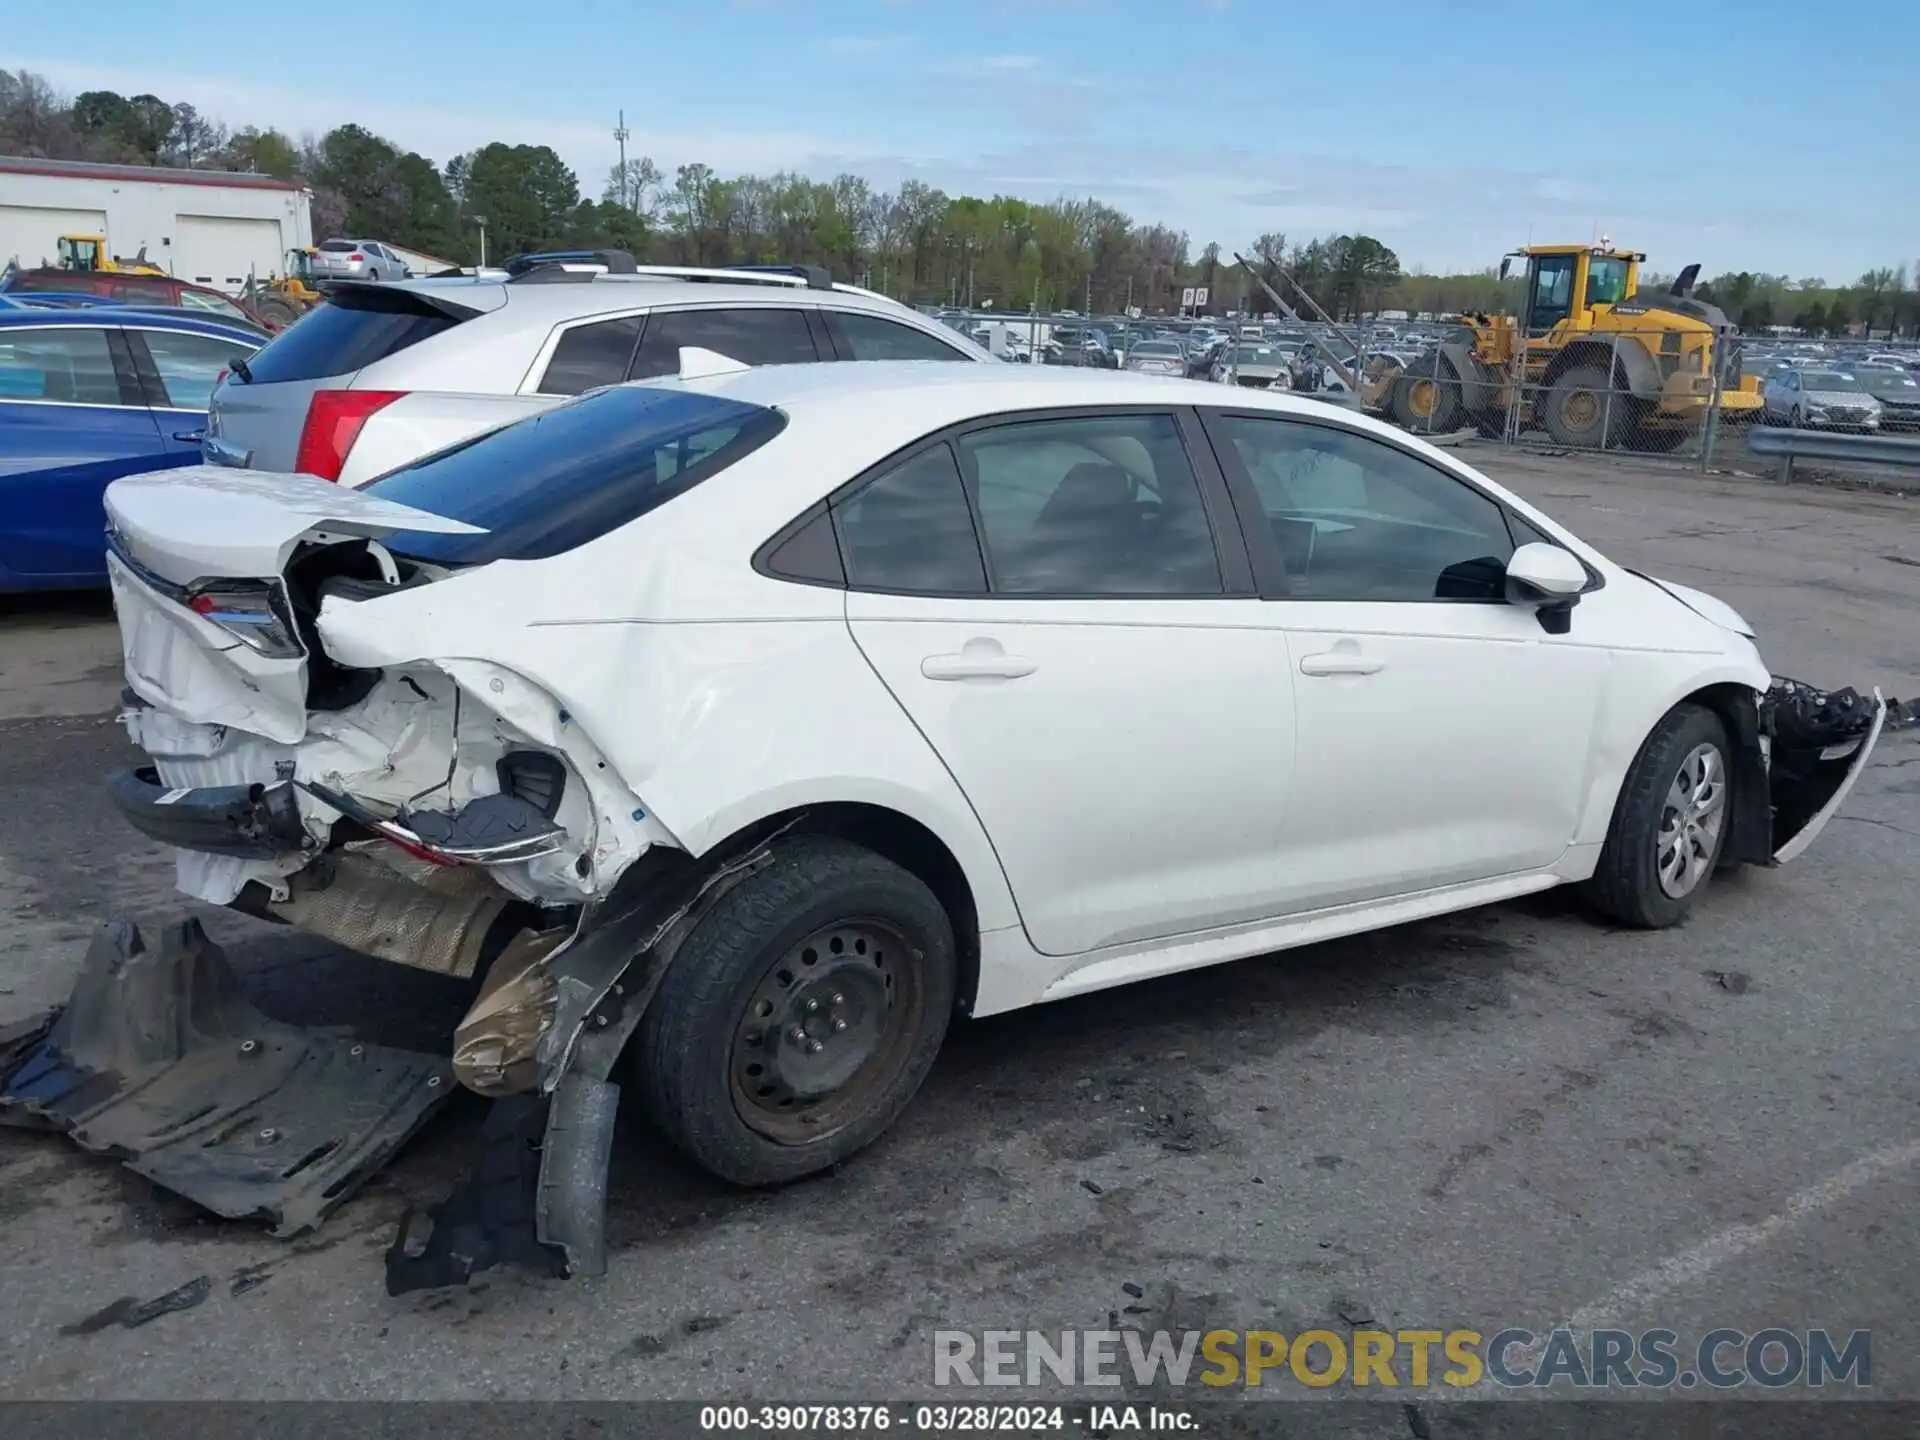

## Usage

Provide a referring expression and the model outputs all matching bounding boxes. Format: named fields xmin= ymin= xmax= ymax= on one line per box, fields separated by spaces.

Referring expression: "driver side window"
xmin=1216 ymin=416 xmax=1517 ymax=602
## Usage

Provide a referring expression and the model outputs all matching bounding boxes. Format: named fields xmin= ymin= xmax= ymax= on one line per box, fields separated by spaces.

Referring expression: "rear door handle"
xmin=1299 ymin=651 xmax=1384 ymax=677
xmin=201 ymin=436 xmax=251 ymax=467
xmin=921 ymin=639 xmax=1037 ymax=682
xmin=172 ymin=430 xmax=205 ymax=443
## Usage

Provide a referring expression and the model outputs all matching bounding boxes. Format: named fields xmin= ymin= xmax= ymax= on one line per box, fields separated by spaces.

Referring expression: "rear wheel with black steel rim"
xmin=1582 ymin=704 xmax=1731 ymax=929
xmin=628 ymin=837 xmax=955 ymax=1185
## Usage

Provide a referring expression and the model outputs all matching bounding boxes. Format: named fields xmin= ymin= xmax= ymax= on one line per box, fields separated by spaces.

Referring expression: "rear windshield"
xmin=319 ymin=240 xmax=358 ymax=253
xmin=240 ymin=295 xmax=464 ymax=384
xmin=364 ymin=385 xmax=786 ymax=564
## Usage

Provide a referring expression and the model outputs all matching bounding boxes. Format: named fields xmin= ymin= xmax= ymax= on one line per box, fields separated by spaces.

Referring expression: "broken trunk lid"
xmin=104 ymin=464 xmax=483 ymax=588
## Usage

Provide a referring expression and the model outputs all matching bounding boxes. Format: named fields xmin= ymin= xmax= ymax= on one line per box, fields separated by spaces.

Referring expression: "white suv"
xmin=204 ymin=251 xmax=995 ymax=486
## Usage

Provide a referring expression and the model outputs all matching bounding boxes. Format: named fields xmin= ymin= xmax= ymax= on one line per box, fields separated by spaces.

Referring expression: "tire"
xmin=627 ymin=836 xmax=956 ymax=1186
xmin=1390 ymin=357 xmax=1463 ymax=432
xmin=1543 ymin=363 xmax=1632 ymax=448
xmin=1582 ymin=704 xmax=1732 ymax=929
xmin=253 ymin=295 xmax=298 ymax=328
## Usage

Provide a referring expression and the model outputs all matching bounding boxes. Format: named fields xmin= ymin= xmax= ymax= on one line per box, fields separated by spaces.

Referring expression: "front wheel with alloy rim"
xmin=627 ymin=836 xmax=956 ymax=1186
xmin=1582 ymin=703 xmax=1732 ymax=929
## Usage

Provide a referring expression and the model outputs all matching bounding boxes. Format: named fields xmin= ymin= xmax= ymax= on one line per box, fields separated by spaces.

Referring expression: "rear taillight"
xmin=348 ymin=252 xmax=364 ymax=261
xmin=294 ymin=390 xmax=405 ymax=481
xmin=186 ymin=583 xmax=304 ymax=658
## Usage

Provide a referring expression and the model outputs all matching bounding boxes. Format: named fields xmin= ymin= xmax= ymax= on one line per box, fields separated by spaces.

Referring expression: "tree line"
xmin=2 ymin=68 xmax=1913 ymax=335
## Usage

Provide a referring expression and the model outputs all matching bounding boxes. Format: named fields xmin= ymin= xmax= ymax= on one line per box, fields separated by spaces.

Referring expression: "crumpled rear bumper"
xmin=106 ymin=766 xmax=306 ymax=859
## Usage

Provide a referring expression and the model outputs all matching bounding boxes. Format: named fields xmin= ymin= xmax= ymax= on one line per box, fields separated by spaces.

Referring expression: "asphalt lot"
xmin=0 ymin=450 xmax=1916 ymax=1415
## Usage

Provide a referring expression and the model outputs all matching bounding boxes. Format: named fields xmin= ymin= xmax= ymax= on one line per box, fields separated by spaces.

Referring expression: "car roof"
xmin=659 ymin=358 xmax=1376 ymax=432
xmin=0 ymin=307 xmax=263 ymax=343
xmin=378 ymin=271 xmax=933 ymax=321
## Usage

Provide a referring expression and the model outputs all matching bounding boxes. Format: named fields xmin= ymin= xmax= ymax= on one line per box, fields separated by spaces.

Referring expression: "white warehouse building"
xmin=0 ymin=155 xmax=313 ymax=295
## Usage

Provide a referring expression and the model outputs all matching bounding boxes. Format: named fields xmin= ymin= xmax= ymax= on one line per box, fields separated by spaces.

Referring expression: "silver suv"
xmin=205 ymin=252 xmax=995 ymax=486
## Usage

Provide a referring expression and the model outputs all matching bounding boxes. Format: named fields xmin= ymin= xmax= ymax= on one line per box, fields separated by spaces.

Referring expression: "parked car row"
xmin=1 ymin=262 xmax=276 ymax=336
xmin=1758 ymin=365 xmax=1920 ymax=431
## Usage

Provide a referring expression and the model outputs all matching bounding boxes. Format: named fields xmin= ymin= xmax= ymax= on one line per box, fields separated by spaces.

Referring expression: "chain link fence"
xmin=918 ymin=300 xmax=1810 ymax=469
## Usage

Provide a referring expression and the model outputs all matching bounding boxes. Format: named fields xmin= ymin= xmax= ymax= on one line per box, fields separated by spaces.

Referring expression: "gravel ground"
xmin=0 ymin=451 xmax=1915 ymax=1416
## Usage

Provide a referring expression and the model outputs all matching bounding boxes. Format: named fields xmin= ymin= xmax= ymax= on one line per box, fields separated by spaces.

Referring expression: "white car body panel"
xmin=104 ymin=364 xmax=1869 ymax=1031
xmin=107 ymin=552 xmax=312 ymax=745
xmin=1266 ymin=600 xmax=1611 ymax=907
xmin=847 ymin=593 xmax=1297 ymax=956
xmin=987 ymin=869 xmax=1570 ymax=1015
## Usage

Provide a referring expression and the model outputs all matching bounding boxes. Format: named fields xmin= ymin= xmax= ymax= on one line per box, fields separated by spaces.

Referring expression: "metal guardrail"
xmin=1744 ymin=426 xmax=1920 ymax=482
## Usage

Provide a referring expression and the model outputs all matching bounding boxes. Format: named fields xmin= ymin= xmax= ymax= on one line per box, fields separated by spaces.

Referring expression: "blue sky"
xmin=8 ymin=0 xmax=1917 ymax=279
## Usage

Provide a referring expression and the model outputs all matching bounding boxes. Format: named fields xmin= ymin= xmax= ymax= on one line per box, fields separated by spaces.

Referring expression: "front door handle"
xmin=922 ymin=639 xmax=1037 ymax=682
xmin=1299 ymin=651 xmax=1384 ymax=677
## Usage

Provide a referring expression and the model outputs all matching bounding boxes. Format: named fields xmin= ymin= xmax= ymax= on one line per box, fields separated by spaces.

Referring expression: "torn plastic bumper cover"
xmin=0 ymin=919 xmax=456 ymax=1235
xmin=386 ymin=827 xmax=793 ymax=1293
xmin=1764 ymin=678 xmax=1895 ymax=862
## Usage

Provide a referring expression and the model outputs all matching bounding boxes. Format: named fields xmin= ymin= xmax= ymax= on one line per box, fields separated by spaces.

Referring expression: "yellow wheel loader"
xmin=55 ymin=235 xmax=168 ymax=276
xmin=1385 ymin=242 xmax=1762 ymax=451
xmin=244 ymin=247 xmax=325 ymax=329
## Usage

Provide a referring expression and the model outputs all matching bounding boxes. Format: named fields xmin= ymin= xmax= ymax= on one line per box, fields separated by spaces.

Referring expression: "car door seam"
xmin=838 ymin=600 xmax=1037 ymax=948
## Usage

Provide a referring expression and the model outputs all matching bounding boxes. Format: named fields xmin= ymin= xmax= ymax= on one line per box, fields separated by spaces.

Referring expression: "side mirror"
xmin=1499 ymin=256 xmax=1512 ymax=281
xmin=1505 ymin=541 xmax=1588 ymax=602
xmin=1505 ymin=542 xmax=1590 ymax=633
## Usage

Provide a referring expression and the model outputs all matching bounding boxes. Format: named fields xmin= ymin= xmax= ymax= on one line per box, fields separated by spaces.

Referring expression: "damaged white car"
xmin=64 ymin=363 xmax=1896 ymax=1279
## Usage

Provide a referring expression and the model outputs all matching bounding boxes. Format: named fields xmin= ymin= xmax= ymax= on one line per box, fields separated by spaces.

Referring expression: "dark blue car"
xmin=0 ymin=309 xmax=261 ymax=592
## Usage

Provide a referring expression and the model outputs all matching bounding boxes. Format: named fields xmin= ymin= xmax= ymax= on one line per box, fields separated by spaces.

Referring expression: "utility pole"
xmin=613 ymin=110 xmax=631 ymax=209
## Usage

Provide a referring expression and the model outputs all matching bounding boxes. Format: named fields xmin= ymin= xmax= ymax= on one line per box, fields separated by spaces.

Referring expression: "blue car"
xmin=0 ymin=309 xmax=261 ymax=592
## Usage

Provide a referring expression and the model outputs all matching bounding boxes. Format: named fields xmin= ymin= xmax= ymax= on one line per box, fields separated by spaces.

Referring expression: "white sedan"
xmin=100 ymin=362 xmax=1882 ymax=1194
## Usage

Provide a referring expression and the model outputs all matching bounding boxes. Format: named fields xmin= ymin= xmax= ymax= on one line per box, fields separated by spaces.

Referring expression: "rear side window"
xmin=832 ymin=443 xmax=987 ymax=594
xmin=138 ymin=329 xmax=258 ymax=408
xmin=827 ymin=312 xmax=972 ymax=362
xmin=0 ymin=326 xmax=124 ymax=404
xmin=241 ymin=296 xmax=464 ymax=384
xmin=537 ymin=315 xmax=643 ymax=395
xmin=630 ymin=307 xmax=818 ymax=379
xmin=363 ymin=385 xmax=785 ymax=564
